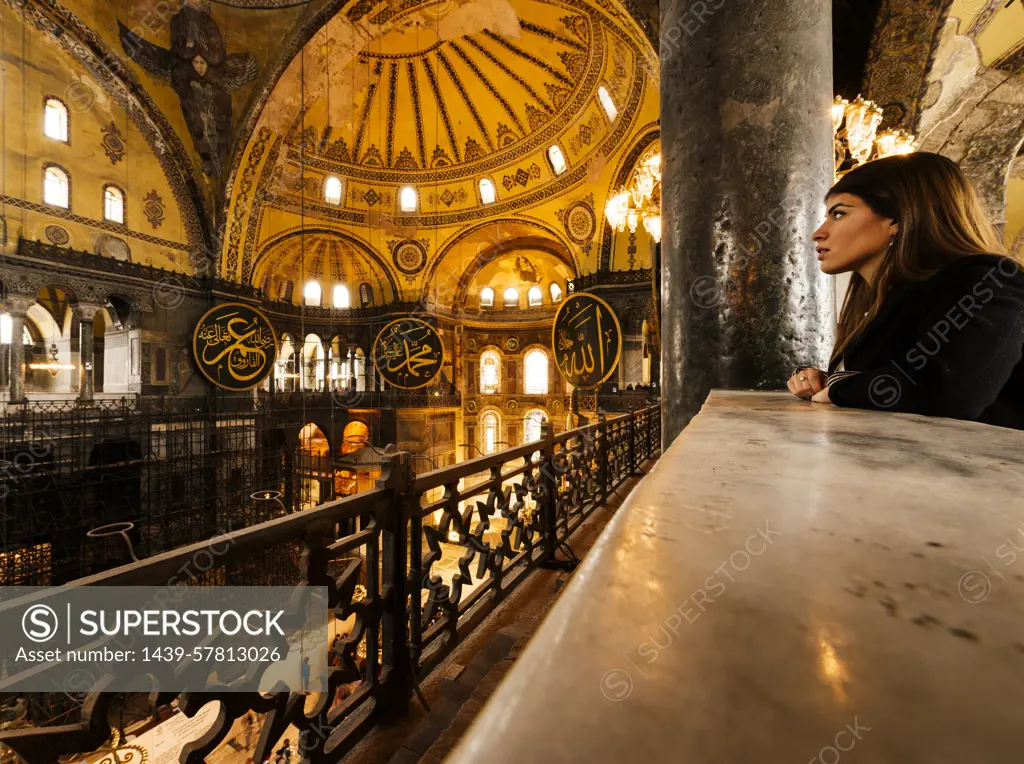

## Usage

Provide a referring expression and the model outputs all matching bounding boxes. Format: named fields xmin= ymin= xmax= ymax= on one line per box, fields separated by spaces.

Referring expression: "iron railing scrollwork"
xmin=0 ymin=406 xmax=660 ymax=764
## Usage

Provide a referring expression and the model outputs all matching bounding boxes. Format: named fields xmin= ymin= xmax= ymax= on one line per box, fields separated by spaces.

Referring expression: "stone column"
xmin=660 ymin=0 xmax=835 ymax=448
xmin=5 ymin=295 xmax=34 ymax=403
xmin=75 ymin=302 xmax=103 ymax=403
xmin=322 ymin=338 xmax=332 ymax=392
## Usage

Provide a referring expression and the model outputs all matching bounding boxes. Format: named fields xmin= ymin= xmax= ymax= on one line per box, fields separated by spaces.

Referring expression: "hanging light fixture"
xmin=833 ymin=95 xmax=918 ymax=176
xmin=29 ymin=342 xmax=75 ymax=376
xmin=604 ymin=144 xmax=662 ymax=243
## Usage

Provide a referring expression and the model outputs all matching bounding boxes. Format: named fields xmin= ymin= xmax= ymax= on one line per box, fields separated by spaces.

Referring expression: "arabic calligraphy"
xmin=192 ymin=303 xmax=277 ymax=391
xmin=373 ymin=317 xmax=443 ymax=389
xmin=551 ymin=293 xmax=621 ymax=389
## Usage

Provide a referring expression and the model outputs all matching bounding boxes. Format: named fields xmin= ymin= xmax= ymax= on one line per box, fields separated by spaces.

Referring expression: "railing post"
xmin=597 ymin=412 xmax=609 ymax=502
xmin=376 ymin=449 xmax=413 ymax=717
xmin=539 ymin=421 xmax=558 ymax=564
xmin=629 ymin=412 xmax=640 ymax=476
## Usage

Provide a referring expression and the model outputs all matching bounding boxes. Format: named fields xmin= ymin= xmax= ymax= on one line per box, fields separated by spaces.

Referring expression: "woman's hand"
xmin=787 ymin=368 xmax=827 ymax=399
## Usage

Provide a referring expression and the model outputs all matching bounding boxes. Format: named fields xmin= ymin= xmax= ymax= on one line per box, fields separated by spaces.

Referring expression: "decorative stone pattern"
xmin=143 ymin=190 xmax=166 ymax=229
xmin=0 ymin=194 xmax=188 ymax=251
xmin=389 ymin=239 xmax=428 ymax=276
xmin=101 ymin=121 xmax=125 ymax=164
xmin=505 ymin=337 xmax=520 ymax=351
xmin=863 ymin=0 xmax=954 ymax=128
xmin=44 ymin=225 xmax=70 ymax=246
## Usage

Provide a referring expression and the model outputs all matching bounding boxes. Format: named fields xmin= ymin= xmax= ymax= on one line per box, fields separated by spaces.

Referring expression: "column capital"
xmin=3 ymin=294 xmax=36 ymax=316
xmin=73 ymin=302 xmax=105 ymax=321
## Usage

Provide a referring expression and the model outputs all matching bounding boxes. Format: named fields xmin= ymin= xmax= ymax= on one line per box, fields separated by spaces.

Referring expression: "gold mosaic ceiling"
xmin=223 ymin=0 xmax=660 ymax=293
xmin=289 ymin=5 xmax=608 ymax=178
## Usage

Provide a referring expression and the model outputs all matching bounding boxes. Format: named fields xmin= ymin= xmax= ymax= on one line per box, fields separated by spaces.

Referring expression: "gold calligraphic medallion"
xmin=192 ymin=303 xmax=277 ymax=391
xmin=552 ymin=293 xmax=621 ymax=389
xmin=373 ymin=317 xmax=444 ymax=390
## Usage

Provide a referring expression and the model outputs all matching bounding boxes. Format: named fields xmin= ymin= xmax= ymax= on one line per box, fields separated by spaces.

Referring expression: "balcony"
xmin=445 ymin=391 xmax=1024 ymax=763
xmin=0 ymin=407 xmax=660 ymax=763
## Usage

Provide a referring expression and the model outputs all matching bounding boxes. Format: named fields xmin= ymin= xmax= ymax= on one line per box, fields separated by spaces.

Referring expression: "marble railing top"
xmin=448 ymin=390 xmax=1024 ymax=764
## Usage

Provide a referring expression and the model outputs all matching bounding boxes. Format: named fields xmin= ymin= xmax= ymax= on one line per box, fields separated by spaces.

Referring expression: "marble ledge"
xmin=447 ymin=390 xmax=1024 ymax=764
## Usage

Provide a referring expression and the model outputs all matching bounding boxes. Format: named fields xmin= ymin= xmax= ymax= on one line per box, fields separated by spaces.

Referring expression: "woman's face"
xmin=811 ymin=192 xmax=896 ymax=276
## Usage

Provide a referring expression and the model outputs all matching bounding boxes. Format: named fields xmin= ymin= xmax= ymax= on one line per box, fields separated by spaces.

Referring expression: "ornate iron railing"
xmin=0 ymin=406 xmax=660 ymax=764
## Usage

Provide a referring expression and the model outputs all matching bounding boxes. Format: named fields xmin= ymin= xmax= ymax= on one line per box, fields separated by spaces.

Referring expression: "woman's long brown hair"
xmin=829 ymin=152 xmax=1012 ymax=365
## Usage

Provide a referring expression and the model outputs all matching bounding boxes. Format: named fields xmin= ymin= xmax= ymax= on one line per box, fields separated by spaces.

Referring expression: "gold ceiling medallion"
xmin=833 ymin=95 xmax=918 ymax=177
xmin=552 ymin=293 xmax=621 ymax=390
xmin=192 ymin=303 xmax=277 ymax=391
xmin=373 ymin=317 xmax=443 ymax=390
xmin=604 ymin=143 xmax=661 ymax=243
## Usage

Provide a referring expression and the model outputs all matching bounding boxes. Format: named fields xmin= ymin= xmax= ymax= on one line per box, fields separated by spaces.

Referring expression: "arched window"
xmin=479 ymin=178 xmax=496 ymax=204
xmin=399 ymin=186 xmax=417 ymax=212
xmin=480 ymin=286 xmax=494 ymax=307
xmin=524 ymin=348 xmax=548 ymax=394
xmin=303 ymin=280 xmax=322 ymax=306
xmin=333 ymin=284 xmax=350 ymax=308
xmin=103 ymin=185 xmax=125 ymax=223
xmin=359 ymin=282 xmax=374 ymax=307
xmin=43 ymin=165 xmax=69 ymax=208
xmin=598 ymin=86 xmax=618 ymax=122
xmin=324 ymin=176 xmax=343 ymax=205
xmin=547 ymin=144 xmax=567 ymax=175
xmin=43 ymin=97 xmax=68 ymax=142
xmin=527 ymin=285 xmax=543 ymax=307
xmin=503 ymin=287 xmax=519 ymax=308
xmin=549 ymin=282 xmax=563 ymax=302
xmin=480 ymin=350 xmax=500 ymax=394
xmin=481 ymin=411 xmax=500 ymax=454
xmin=523 ymin=409 xmax=547 ymax=444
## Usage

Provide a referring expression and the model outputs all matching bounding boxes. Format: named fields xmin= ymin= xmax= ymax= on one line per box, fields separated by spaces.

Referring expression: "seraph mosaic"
xmin=119 ymin=0 xmax=258 ymax=176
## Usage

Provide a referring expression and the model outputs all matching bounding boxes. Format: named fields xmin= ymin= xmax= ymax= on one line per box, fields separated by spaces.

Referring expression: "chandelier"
xmin=29 ymin=342 xmax=75 ymax=377
xmin=833 ymin=95 xmax=917 ymax=176
xmin=604 ymin=145 xmax=662 ymax=243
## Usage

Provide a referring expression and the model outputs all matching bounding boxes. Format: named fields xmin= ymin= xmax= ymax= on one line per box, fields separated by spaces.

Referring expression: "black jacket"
xmin=823 ymin=255 xmax=1024 ymax=429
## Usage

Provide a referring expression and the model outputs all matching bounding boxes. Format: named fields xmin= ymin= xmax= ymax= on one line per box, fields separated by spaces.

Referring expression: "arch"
xmin=480 ymin=409 xmax=502 ymax=455
xmin=598 ymin=85 xmax=618 ymax=122
xmin=341 ymin=420 xmax=370 ymax=455
xmin=601 ymin=127 xmax=660 ymax=271
xmin=333 ymin=284 xmax=351 ymax=309
xmin=252 ymin=227 xmax=401 ymax=303
xmin=399 ymin=186 xmax=418 ymax=213
xmin=43 ymin=95 xmax=69 ymax=142
xmin=522 ymin=408 xmax=548 ymax=445
xmin=301 ymin=333 xmax=325 ymax=391
xmin=547 ymin=144 xmax=568 ymax=175
xmin=524 ymin=348 xmax=549 ymax=395
xmin=303 ymin=280 xmax=322 ymax=306
xmin=549 ymin=282 xmax=563 ymax=302
xmin=479 ymin=286 xmax=495 ymax=308
xmin=359 ymin=282 xmax=373 ymax=307
xmin=425 ymin=218 xmax=579 ymax=289
xmin=503 ymin=287 xmax=519 ymax=308
xmin=479 ymin=348 xmax=501 ymax=394
xmin=324 ymin=176 xmax=343 ymax=205
xmin=527 ymin=285 xmax=543 ymax=307
xmin=17 ymin=0 xmax=210 ymax=252
xmin=103 ymin=184 xmax=126 ymax=224
xmin=43 ymin=164 xmax=70 ymax=209
xmin=479 ymin=177 xmax=497 ymax=205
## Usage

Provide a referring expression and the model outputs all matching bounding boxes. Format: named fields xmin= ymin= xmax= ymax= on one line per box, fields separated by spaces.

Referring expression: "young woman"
xmin=788 ymin=152 xmax=1024 ymax=429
